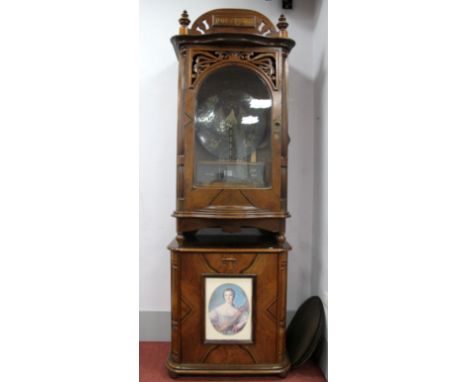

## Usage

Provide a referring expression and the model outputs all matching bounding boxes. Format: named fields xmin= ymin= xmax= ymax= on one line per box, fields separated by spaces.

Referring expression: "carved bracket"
xmin=191 ymin=50 xmax=278 ymax=89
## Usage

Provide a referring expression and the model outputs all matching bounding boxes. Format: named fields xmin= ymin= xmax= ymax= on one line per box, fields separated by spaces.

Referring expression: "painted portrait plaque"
xmin=204 ymin=276 xmax=255 ymax=343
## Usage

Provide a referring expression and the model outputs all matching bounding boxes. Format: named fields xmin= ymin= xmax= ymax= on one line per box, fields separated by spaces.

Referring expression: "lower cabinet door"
xmin=174 ymin=251 xmax=287 ymax=365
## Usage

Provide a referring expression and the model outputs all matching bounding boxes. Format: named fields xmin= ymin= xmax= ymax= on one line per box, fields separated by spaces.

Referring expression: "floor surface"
xmin=140 ymin=342 xmax=326 ymax=382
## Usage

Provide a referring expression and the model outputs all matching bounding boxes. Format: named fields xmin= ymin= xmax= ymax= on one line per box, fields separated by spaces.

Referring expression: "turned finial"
xmin=178 ymin=10 xmax=190 ymax=35
xmin=277 ymin=14 xmax=289 ymax=37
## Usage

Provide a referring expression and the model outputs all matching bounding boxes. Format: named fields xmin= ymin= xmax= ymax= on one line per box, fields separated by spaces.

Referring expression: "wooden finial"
xmin=277 ymin=14 xmax=289 ymax=37
xmin=179 ymin=10 xmax=190 ymax=35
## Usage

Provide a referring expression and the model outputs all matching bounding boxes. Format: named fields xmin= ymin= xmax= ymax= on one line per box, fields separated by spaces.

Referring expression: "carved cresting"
xmin=189 ymin=9 xmax=277 ymax=36
xmin=191 ymin=50 xmax=278 ymax=89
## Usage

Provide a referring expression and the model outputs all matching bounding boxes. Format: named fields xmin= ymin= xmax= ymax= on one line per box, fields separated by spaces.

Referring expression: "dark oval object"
xmin=286 ymin=296 xmax=325 ymax=369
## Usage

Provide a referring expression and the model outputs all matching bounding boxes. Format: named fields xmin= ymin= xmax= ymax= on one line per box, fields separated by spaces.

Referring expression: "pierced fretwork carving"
xmin=238 ymin=52 xmax=277 ymax=88
xmin=191 ymin=51 xmax=229 ymax=86
xmin=191 ymin=50 xmax=277 ymax=89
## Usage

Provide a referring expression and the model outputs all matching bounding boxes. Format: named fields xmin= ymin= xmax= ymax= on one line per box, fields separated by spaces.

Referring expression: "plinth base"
xmin=165 ymin=354 xmax=290 ymax=378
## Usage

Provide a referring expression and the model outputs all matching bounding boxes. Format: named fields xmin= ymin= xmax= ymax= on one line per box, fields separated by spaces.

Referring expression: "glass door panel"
xmin=194 ymin=66 xmax=272 ymax=188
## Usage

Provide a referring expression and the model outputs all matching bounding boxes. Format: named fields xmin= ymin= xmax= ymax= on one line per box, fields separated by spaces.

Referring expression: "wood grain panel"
xmin=174 ymin=251 xmax=284 ymax=365
xmin=202 ymin=253 xmax=257 ymax=274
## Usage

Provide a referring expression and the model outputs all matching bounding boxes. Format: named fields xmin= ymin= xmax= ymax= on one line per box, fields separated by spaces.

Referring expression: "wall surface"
xmin=140 ymin=0 xmax=327 ymax=346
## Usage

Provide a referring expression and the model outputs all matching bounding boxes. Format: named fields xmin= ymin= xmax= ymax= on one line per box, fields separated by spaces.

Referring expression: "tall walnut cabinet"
xmin=165 ymin=9 xmax=295 ymax=378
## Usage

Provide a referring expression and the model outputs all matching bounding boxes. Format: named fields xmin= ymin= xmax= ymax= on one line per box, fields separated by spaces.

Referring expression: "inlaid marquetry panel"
xmin=176 ymin=251 xmax=281 ymax=364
